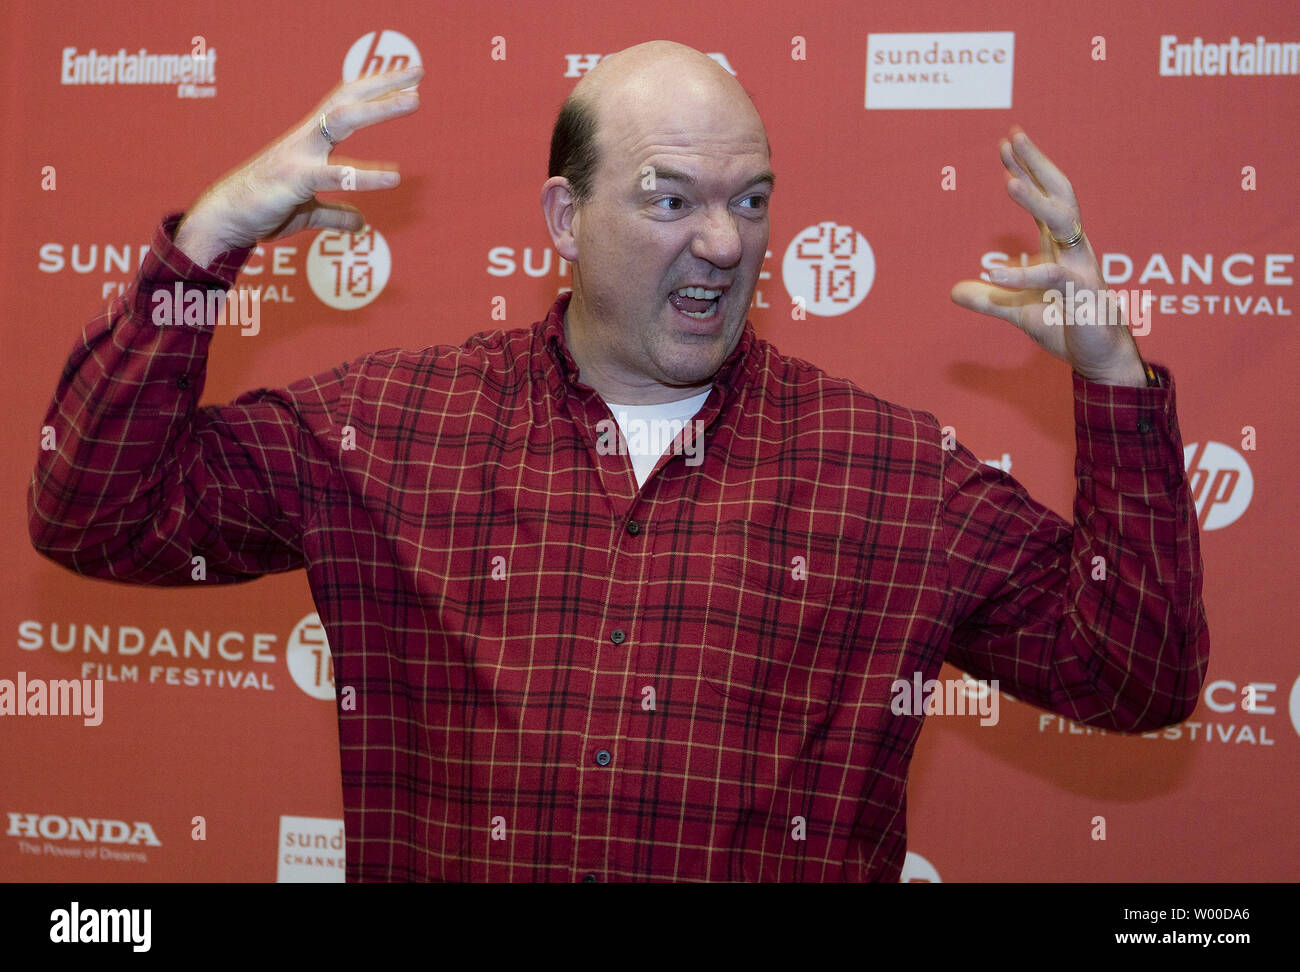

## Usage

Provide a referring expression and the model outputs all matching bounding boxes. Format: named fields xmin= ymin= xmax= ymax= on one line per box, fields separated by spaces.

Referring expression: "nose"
xmin=691 ymin=205 xmax=743 ymax=269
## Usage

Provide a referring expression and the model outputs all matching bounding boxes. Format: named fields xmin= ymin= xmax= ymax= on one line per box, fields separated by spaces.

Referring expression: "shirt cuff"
xmin=125 ymin=213 xmax=255 ymax=326
xmin=150 ymin=212 xmax=254 ymax=286
xmin=1072 ymin=362 xmax=1183 ymax=473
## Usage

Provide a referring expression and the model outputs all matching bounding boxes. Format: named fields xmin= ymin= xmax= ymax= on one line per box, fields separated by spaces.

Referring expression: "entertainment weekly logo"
xmin=866 ymin=32 xmax=1014 ymax=109
xmin=1159 ymin=35 xmax=1300 ymax=76
xmin=60 ymin=45 xmax=217 ymax=98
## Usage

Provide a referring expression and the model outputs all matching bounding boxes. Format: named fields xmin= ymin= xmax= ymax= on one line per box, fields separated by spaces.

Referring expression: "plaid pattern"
xmin=30 ymin=214 xmax=1209 ymax=882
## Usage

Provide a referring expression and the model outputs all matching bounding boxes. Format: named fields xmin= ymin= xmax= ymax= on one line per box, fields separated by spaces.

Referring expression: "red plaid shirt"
xmin=30 ymin=214 xmax=1209 ymax=882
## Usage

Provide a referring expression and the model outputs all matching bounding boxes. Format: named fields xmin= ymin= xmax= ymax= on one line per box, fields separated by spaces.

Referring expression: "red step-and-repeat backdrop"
xmin=3 ymin=0 xmax=1296 ymax=881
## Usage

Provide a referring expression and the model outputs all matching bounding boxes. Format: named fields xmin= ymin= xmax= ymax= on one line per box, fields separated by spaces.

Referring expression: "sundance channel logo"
xmin=277 ymin=816 xmax=344 ymax=882
xmin=866 ymin=32 xmax=1014 ymax=109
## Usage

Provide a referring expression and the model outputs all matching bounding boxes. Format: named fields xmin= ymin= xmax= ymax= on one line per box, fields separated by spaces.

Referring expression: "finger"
xmin=336 ymin=64 xmax=424 ymax=104
xmin=306 ymin=163 xmax=402 ymax=193
xmin=986 ymin=262 xmax=1074 ymax=293
xmin=1008 ymin=129 xmax=1073 ymax=203
xmin=1036 ymin=216 xmax=1054 ymax=262
xmin=950 ymin=279 xmax=1044 ymax=327
xmin=1000 ymin=138 xmax=1041 ymax=193
xmin=1005 ymin=174 xmax=1074 ymax=237
xmin=1003 ymin=141 xmax=1056 ymax=258
xmin=303 ymin=201 xmax=365 ymax=233
xmin=321 ymin=89 xmax=419 ymax=144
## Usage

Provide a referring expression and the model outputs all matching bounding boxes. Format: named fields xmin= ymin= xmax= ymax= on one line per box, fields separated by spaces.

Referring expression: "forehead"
xmin=593 ymin=77 xmax=770 ymax=185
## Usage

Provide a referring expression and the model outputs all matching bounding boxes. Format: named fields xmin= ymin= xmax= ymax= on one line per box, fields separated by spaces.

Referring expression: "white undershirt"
xmin=603 ymin=387 xmax=712 ymax=487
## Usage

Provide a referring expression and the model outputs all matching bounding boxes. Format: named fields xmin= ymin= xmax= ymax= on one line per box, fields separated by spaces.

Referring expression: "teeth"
xmin=675 ymin=287 xmax=722 ymax=300
xmin=678 ymin=305 xmax=717 ymax=319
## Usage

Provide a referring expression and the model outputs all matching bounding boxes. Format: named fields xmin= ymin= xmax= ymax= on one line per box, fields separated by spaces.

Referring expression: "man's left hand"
xmin=950 ymin=126 xmax=1147 ymax=387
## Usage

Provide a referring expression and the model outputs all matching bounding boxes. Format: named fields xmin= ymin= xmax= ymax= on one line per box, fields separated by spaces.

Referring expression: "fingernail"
xmin=989 ymin=268 xmax=1009 ymax=282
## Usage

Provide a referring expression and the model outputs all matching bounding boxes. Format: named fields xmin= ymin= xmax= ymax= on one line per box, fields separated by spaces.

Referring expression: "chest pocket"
xmin=700 ymin=519 xmax=865 ymax=717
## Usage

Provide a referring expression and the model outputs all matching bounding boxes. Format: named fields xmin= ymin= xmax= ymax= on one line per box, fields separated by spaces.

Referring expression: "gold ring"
xmin=319 ymin=112 xmax=338 ymax=148
xmin=1051 ymin=221 xmax=1084 ymax=248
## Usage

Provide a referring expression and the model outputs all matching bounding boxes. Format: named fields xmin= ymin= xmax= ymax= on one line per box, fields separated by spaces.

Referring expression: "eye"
xmin=738 ymin=194 xmax=768 ymax=211
xmin=653 ymin=196 xmax=685 ymax=211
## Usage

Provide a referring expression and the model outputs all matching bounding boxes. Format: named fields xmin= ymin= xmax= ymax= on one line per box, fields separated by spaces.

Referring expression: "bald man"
xmin=31 ymin=42 xmax=1207 ymax=882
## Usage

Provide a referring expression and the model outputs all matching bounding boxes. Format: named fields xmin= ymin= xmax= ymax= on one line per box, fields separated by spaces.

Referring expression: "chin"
xmin=660 ymin=340 xmax=733 ymax=385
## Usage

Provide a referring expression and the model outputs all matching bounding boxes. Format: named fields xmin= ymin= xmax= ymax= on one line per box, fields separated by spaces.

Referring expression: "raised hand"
xmin=174 ymin=65 xmax=424 ymax=267
xmin=950 ymin=127 xmax=1147 ymax=386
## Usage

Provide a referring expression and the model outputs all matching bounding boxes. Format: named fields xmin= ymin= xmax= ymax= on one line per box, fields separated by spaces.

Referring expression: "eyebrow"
xmin=644 ymin=165 xmax=776 ymax=192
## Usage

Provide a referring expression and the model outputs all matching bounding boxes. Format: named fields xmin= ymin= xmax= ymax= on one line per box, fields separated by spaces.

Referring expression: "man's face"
xmin=568 ymin=85 xmax=773 ymax=395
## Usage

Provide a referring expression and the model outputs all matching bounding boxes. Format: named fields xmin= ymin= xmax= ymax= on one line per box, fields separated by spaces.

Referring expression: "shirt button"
xmin=610 ymin=629 xmax=626 ymax=645
xmin=1136 ymin=419 xmax=1152 ymax=434
xmin=582 ymin=873 xmax=599 ymax=883
xmin=176 ymin=374 xmax=190 ymax=390
xmin=595 ymin=749 xmax=612 ymax=766
xmin=626 ymin=520 xmax=641 ymax=536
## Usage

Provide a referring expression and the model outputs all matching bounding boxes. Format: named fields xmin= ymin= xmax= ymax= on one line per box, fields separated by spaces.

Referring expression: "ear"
xmin=541 ymin=176 xmax=580 ymax=263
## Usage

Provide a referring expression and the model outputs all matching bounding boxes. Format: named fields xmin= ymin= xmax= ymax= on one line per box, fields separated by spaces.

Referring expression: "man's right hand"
xmin=174 ymin=65 xmax=424 ymax=268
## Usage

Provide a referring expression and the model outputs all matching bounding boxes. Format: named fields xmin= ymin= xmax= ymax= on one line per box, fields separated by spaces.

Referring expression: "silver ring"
xmin=1051 ymin=220 xmax=1084 ymax=248
xmin=319 ymin=112 xmax=338 ymax=148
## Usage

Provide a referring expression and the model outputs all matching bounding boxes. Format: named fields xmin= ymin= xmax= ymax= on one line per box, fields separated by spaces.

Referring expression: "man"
xmin=30 ymin=41 xmax=1208 ymax=881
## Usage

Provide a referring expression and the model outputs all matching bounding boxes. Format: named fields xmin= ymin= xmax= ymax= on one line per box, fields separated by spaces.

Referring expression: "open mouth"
xmin=668 ymin=286 xmax=722 ymax=320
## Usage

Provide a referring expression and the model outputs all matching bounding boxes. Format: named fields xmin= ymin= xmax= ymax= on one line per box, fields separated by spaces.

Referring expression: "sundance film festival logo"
xmin=1045 ymin=675 xmax=1288 ymax=746
xmin=1290 ymin=675 xmax=1300 ymax=739
xmin=306 ymin=226 xmax=391 ymax=309
xmin=286 ymin=614 xmax=334 ymax=700
xmin=783 ymin=222 xmax=875 ymax=316
xmin=1184 ymin=442 xmax=1252 ymax=530
xmin=901 ymin=851 xmax=941 ymax=883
